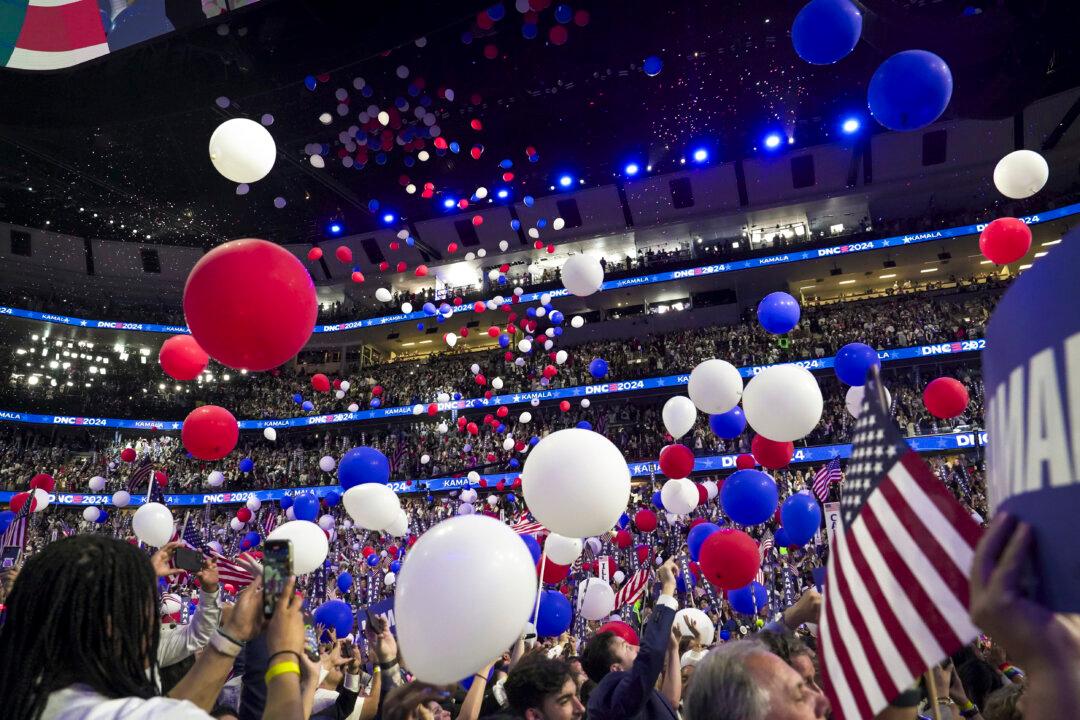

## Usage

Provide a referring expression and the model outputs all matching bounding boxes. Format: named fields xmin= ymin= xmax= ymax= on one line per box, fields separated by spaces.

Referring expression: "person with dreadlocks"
xmin=0 ymin=534 xmax=307 ymax=720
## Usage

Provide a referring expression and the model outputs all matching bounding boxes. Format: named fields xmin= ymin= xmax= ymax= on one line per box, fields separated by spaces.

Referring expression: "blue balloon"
xmin=280 ymin=496 xmax=293 ymax=510
xmin=523 ymin=195 xmax=535 ymax=207
xmin=453 ymin=393 xmax=462 ymax=401
xmin=588 ymin=358 xmax=609 ymax=378
xmin=643 ymin=55 xmax=663 ymax=77
xmin=756 ymin=291 xmax=801 ymax=334
xmin=652 ymin=490 xmax=665 ymax=510
xmin=554 ymin=4 xmax=572 ymax=23
xmin=367 ymin=199 xmax=380 ymax=211
xmin=366 ymin=553 xmax=380 ymax=567
xmin=304 ymin=75 xmax=317 ymax=91
xmin=95 ymin=509 xmax=109 ymax=524
xmin=506 ymin=493 xmax=517 ymax=503
xmin=292 ymin=393 xmax=303 ymax=404
xmin=292 ymin=493 xmax=319 ymax=522
xmin=520 ymin=533 xmax=542 ymax=564
xmin=509 ymin=458 xmax=520 ymax=468
xmin=774 ymin=527 xmax=792 ymax=547
xmin=781 ymin=493 xmax=823 ymax=546
xmin=709 ymin=407 xmax=747 ymax=439
xmin=526 ymin=307 xmax=536 ymax=318
xmin=240 ymin=531 xmax=261 ymax=550
xmin=370 ymin=398 xmax=382 ymax=409
xmin=532 ymin=589 xmax=572 ymax=637
xmin=498 ymin=334 xmax=510 ymax=348
xmin=314 ymin=599 xmax=354 ymax=638
xmin=728 ymin=581 xmax=769 ymax=615
xmin=423 ymin=302 xmax=437 ymax=316
xmin=791 ymin=0 xmax=862 ymax=65
xmin=324 ymin=490 xmax=341 ymax=507
xmin=576 ymin=421 xmax=593 ymax=430
xmin=687 ymin=522 xmax=721 ymax=561
xmin=618 ymin=512 xmax=630 ymax=529
xmin=487 ymin=3 xmax=505 ymax=21
xmin=868 ymin=50 xmax=953 ymax=131
xmin=511 ymin=219 xmax=521 ymax=231
xmin=337 ymin=571 xmax=353 ymax=593
xmin=549 ymin=310 xmax=564 ymax=325
xmin=719 ymin=628 xmax=731 ymax=641
xmin=720 ymin=470 xmax=779 ymax=526
xmin=834 ymin=342 xmax=880 ymax=386
xmin=522 ymin=22 xmax=538 ymax=39
xmin=302 ymin=401 xmax=314 ymax=412
xmin=0 ymin=510 xmax=14 ymax=534
xmin=389 ymin=560 xmax=401 ymax=573
xmin=239 ymin=458 xmax=254 ymax=473
xmin=338 ymin=447 xmax=390 ymax=489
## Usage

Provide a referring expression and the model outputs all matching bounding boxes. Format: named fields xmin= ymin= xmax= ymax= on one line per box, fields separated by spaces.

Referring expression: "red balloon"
xmin=182 ymin=405 xmax=239 ymax=461
xmin=159 ymin=335 xmax=209 ymax=381
xmin=362 ymin=545 xmax=375 ymax=557
xmin=223 ymin=583 xmax=236 ymax=595
xmin=559 ymin=401 xmax=570 ymax=412
xmin=751 ymin=435 xmax=794 ymax=470
xmin=154 ymin=471 xmax=168 ymax=487
xmin=9 ymin=491 xmax=36 ymax=514
xmin=659 ymin=444 xmax=695 ymax=478
xmin=351 ymin=271 xmax=365 ymax=283
xmin=307 ymin=247 xmax=323 ymax=261
xmin=598 ymin=620 xmax=639 ymax=646
xmin=311 ymin=373 xmax=331 ymax=393
xmin=695 ymin=483 xmax=708 ymax=505
xmin=635 ymin=545 xmax=650 ymax=564
xmin=614 ymin=529 xmax=632 ymax=548
xmin=979 ymin=217 xmax=1031 ymax=265
xmin=236 ymin=507 xmax=252 ymax=523
xmin=387 ymin=545 xmax=399 ymax=558
xmin=335 ymin=245 xmax=353 ymax=263
xmin=372 ymin=385 xmax=383 ymax=396
xmin=923 ymin=377 xmax=969 ymax=419
xmin=467 ymin=422 xmax=479 ymax=435
xmin=415 ymin=265 xmax=429 ymax=277
xmin=184 ymin=239 xmax=317 ymax=372
xmin=539 ymin=559 xmax=570 ymax=584
xmin=698 ymin=529 xmax=759 ymax=590
xmin=634 ymin=509 xmax=658 ymax=533
xmin=29 ymin=473 xmax=55 ymax=492
xmin=735 ymin=454 xmax=757 ymax=470
xmin=120 ymin=447 xmax=137 ymax=463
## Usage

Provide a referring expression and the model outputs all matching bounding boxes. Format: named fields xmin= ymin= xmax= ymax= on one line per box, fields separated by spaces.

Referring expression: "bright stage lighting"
xmin=763 ymin=133 xmax=782 ymax=150
xmin=841 ymin=117 xmax=861 ymax=134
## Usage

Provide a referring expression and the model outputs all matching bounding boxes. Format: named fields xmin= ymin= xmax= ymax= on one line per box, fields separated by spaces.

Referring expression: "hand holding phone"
xmin=262 ymin=539 xmax=293 ymax=618
xmin=173 ymin=546 xmax=204 ymax=573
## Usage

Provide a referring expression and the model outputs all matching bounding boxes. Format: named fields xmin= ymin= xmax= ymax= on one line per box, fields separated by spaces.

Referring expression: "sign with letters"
xmin=823 ymin=502 xmax=841 ymax=546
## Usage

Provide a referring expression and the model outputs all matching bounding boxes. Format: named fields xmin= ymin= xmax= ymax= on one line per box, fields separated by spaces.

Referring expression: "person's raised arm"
xmin=262 ymin=576 xmax=306 ymax=720
xmin=660 ymin=627 xmax=681 ymax=710
xmin=458 ymin=661 xmax=495 ymax=720
xmin=160 ymin=557 xmax=223 ymax=667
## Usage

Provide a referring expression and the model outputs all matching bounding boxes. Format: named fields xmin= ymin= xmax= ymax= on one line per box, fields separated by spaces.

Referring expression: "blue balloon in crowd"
xmin=537 ymin=218 xmax=547 ymax=229
xmin=532 ymin=589 xmax=572 ymax=637
xmin=96 ymin=509 xmax=109 ymax=524
xmin=522 ymin=22 xmax=538 ymax=39
xmin=500 ymin=158 xmax=513 ymax=169
xmin=524 ymin=195 xmax=535 ymax=207
xmin=370 ymin=398 xmax=382 ymax=409
xmin=643 ymin=55 xmax=663 ymax=77
xmin=687 ymin=522 xmax=721 ymax=561
xmin=652 ymin=490 xmax=665 ymax=510
xmin=367 ymin=199 xmax=380 ymax=211
xmin=867 ymin=50 xmax=953 ymax=131
xmin=279 ymin=496 xmax=293 ymax=510
xmin=487 ymin=3 xmax=505 ymax=21
xmin=511 ymin=219 xmax=521 ymax=231
xmin=554 ymin=4 xmax=572 ymax=22
xmin=366 ymin=553 xmax=380 ymax=568
xmin=453 ymin=392 xmax=462 ymax=401
xmin=780 ymin=493 xmax=822 ymax=546
xmin=439 ymin=303 xmax=452 ymax=315
xmin=449 ymin=141 xmax=461 ymax=154
xmin=239 ymin=458 xmax=254 ymax=473
xmin=423 ymin=302 xmax=437 ymax=316
xmin=576 ymin=421 xmax=592 ymax=430
xmin=0 ymin=510 xmax=14 ymax=534
xmin=389 ymin=560 xmax=401 ymax=573
xmin=520 ymin=533 xmax=542 ymax=564
xmin=618 ymin=512 xmax=630 ymax=529
xmin=554 ymin=327 xmax=563 ymax=337
xmin=834 ymin=342 xmax=880 ymax=386
xmin=720 ymin=470 xmax=779 ymax=526
xmin=790 ymin=0 xmax=862 ymax=65
xmin=729 ymin=581 xmax=769 ymax=615
xmin=709 ymin=407 xmax=746 ymax=439
xmin=757 ymin=291 xmax=801 ymax=334
xmin=526 ymin=307 xmax=537 ymax=318
xmin=506 ymin=493 xmax=516 ymax=503
xmin=499 ymin=334 xmax=510 ymax=348
xmin=719 ymin=628 xmax=731 ymax=641
xmin=549 ymin=310 xmax=564 ymax=325
xmin=774 ymin=527 xmax=792 ymax=548
xmin=324 ymin=490 xmax=341 ymax=507
xmin=304 ymin=75 xmax=317 ymax=90
xmin=338 ymin=446 xmax=391 ymax=489
xmin=337 ymin=571 xmax=353 ymax=593
xmin=302 ymin=401 xmax=314 ymax=412
xmin=588 ymin=358 xmax=609 ymax=378
xmin=529 ymin=436 xmax=539 ymax=446
xmin=314 ymin=599 xmax=354 ymax=639
xmin=508 ymin=458 xmax=520 ymax=469
xmin=292 ymin=493 xmax=319 ymax=522
xmin=417 ymin=322 xmax=425 ymax=330
xmin=497 ymin=423 xmax=507 ymax=433
xmin=240 ymin=531 xmax=261 ymax=550
xmin=292 ymin=393 xmax=303 ymax=404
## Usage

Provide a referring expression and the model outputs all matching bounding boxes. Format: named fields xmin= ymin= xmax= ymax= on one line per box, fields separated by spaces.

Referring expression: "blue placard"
xmin=984 ymin=226 xmax=1080 ymax=612
xmin=357 ymin=597 xmax=396 ymax=635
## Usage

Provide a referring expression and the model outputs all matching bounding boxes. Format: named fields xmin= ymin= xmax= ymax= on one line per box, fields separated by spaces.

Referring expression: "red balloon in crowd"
xmin=159 ymin=335 xmax=210 ymax=381
xmin=395 ymin=261 xmax=407 ymax=273
xmin=362 ymin=546 xmax=375 ymax=557
xmin=182 ymin=405 xmax=239 ymax=461
xmin=979 ymin=217 xmax=1032 ymax=265
xmin=29 ymin=473 xmax=55 ymax=492
xmin=635 ymin=545 xmax=650 ymax=564
xmin=923 ymin=377 xmax=969 ymax=419
xmin=387 ymin=545 xmax=399 ymax=558
xmin=307 ymin=247 xmax=323 ymax=261
xmin=351 ymin=272 xmax=365 ymax=283
xmin=335 ymin=245 xmax=353 ymax=263
xmin=598 ymin=620 xmax=639 ymax=647
xmin=236 ymin=507 xmax=252 ymax=523
xmin=379 ymin=261 xmax=390 ymax=272
xmin=539 ymin=559 xmax=571 ymax=584
xmin=614 ymin=529 xmax=632 ymax=548
xmin=154 ymin=471 xmax=168 ymax=487
xmin=311 ymin=373 xmax=331 ymax=393
xmin=543 ymin=365 xmax=557 ymax=379
xmin=695 ymin=483 xmax=708 ymax=505
xmin=448 ymin=242 xmax=459 ymax=253
xmin=415 ymin=265 xmax=429 ymax=277
xmin=658 ymin=443 xmax=695 ymax=478
xmin=372 ymin=385 xmax=383 ymax=396
xmin=698 ymin=528 xmax=759 ymax=590
xmin=750 ymin=435 xmax=794 ymax=470
xmin=467 ymin=422 xmax=479 ymax=435
xmin=120 ymin=447 xmax=137 ymax=463
xmin=496 ymin=406 xmax=509 ymax=418
xmin=735 ymin=454 xmax=757 ymax=470
xmin=471 ymin=215 xmax=483 ymax=226
xmin=427 ymin=403 xmax=438 ymax=416
xmin=9 ymin=491 xmax=36 ymax=514
xmin=223 ymin=584 xmax=236 ymax=595
xmin=634 ymin=509 xmax=658 ymax=533
xmin=559 ymin=401 xmax=571 ymax=412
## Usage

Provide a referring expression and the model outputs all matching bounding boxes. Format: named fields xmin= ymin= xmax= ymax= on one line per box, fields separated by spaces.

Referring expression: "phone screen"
xmin=174 ymin=546 xmax=204 ymax=573
xmin=302 ymin=610 xmax=320 ymax=661
xmin=262 ymin=539 xmax=292 ymax=617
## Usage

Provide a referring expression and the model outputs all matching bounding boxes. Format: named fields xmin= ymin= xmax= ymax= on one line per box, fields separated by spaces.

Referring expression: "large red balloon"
xmin=634 ymin=509 xmax=658 ymax=533
xmin=182 ymin=405 xmax=239 ymax=461
xmin=10 ymin=491 xmax=36 ymax=514
xmin=923 ymin=377 xmax=969 ymax=419
xmin=539 ymin=559 xmax=570 ymax=584
xmin=614 ymin=529 xmax=632 ymax=548
xmin=751 ymin=435 xmax=794 ymax=470
xmin=120 ymin=447 xmax=137 ymax=463
xmin=236 ymin=507 xmax=252 ymax=523
xmin=979 ymin=217 xmax=1031 ymax=265
xmin=29 ymin=473 xmax=55 ymax=492
xmin=598 ymin=620 xmax=639 ymax=646
xmin=698 ymin=528 xmax=759 ymax=590
xmin=311 ymin=373 xmax=331 ymax=393
xmin=735 ymin=454 xmax=757 ymax=470
xmin=658 ymin=443 xmax=695 ymax=478
xmin=159 ymin=335 xmax=210 ymax=381
xmin=183 ymin=238 xmax=317 ymax=372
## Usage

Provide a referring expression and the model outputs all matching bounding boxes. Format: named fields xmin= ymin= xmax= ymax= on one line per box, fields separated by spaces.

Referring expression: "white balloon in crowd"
xmin=318 ymin=514 xmax=336 ymax=531
xmin=89 ymin=476 xmax=106 ymax=492
xmin=412 ymin=404 xmax=424 ymax=415
xmin=446 ymin=333 xmax=458 ymax=348
xmin=230 ymin=518 xmax=245 ymax=531
xmin=386 ymin=509 xmax=409 ymax=537
xmin=585 ymin=537 xmax=602 ymax=555
xmin=335 ymin=390 xmax=345 ymax=399
xmin=263 ymin=427 xmax=277 ymax=441
xmin=132 ymin=502 xmax=175 ymax=547
xmin=702 ymin=480 xmax=719 ymax=501
xmin=555 ymin=350 xmax=569 ymax=365
xmin=577 ymin=578 xmax=616 ymax=620
xmin=32 ymin=488 xmax=50 ymax=513
xmin=466 ymin=473 xmax=480 ymax=487
xmin=319 ymin=455 xmax=337 ymax=472
xmin=662 ymin=396 xmax=698 ymax=439
xmin=394 ymin=515 xmax=538 ymax=684
xmin=208 ymin=118 xmax=277 ymax=183
xmin=487 ymin=495 xmax=499 ymax=507
xmin=522 ymin=429 xmax=631 ymax=537
xmin=613 ymin=570 xmax=625 ymax=584
xmin=502 ymin=437 xmax=515 ymax=451
xmin=458 ymin=502 xmax=475 ymax=515
xmin=675 ymin=607 xmax=716 ymax=646
xmin=268 ymin=520 xmax=329 ymax=575
xmin=83 ymin=506 xmax=101 ymax=522
xmin=384 ymin=572 xmax=396 ymax=586
xmin=571 ymin=315 xmax=585 ymax=329
xmin=993 ymin=149 xmax=1049 ymax=199
xmin=348 ymin=403 xmax=360 ymax=413
xmin=401 ymin=302 xmax=413 ymax=314
xmin=112 ymin=490 xmax=131 ymax=508
xmin=421 ymin=454 xmax=431 ymax=464
xmin=536 ymin=307 xmax=547 ymax=318
xmin=545 ymin=534 xmax=584 ymax=565
xmin=437 ymin=422 xmax=449 ymax=434
xmin=375 ymin=288 xmax=392 ymax=303
xmin=285 ymin=507 xmax=296 ymax=521
xmin=208 ymin=471 xmax=225 ymax=487
xmin=161 ymin=594 xmax=182 ymax=615
xmin=343 ymin=484 xmax=401 ymax=531
xmin=340 ymin=380 xmax=350 ymax=391
xmin=541 ymin=293 xmax=552 ymax=305
xmin=845 ymin=384 xmax=892 ymax=418
xmin=581 ymin=398 xmax=590 ymax=408
xmin=742 ymin=364 xmax=824 ymax=442
xmin=499 ymin=240 xmax=509 ymax=251
xmin=207 ymin=541 xmax=223 ymax=555
xmin=471 ymin=364 xmax=481 ymax=375
xmin=687 ymin=359 xmax=743 ymax=414
xmin=661 ymin=478 xmax=699 ymax=515
xmin=341 ymin=518 xmax=353 ymax=530
xmin=560 ymin=254 xmax=605 ymax=296
xmin=492 ymin=377 xmax=504 ymax=390
xmin=518 ymin=339 xmax=532 ymax=353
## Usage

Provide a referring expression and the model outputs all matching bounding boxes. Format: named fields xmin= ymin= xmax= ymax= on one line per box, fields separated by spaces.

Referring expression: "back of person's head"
xmin=951 ymin=648 xmax=1003 ymax=709
xmin=683 ymin=640 xmax=770 ymax=720
xmin=982 ymin=683 xmax=1024 ymax=720
xmin=757 ymin=629 xmax=810 ymax=666
xmin=504 ymin=657 xmax=577 ymax=718
xmin=580 ymin=631 xmax=617 ymax=683
xmin=0 ymin=534 xmax=160 ymax=719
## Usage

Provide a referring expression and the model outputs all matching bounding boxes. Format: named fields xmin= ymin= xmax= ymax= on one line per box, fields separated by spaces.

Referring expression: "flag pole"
xmin=924 ymin=670 xmax=943 ymax=720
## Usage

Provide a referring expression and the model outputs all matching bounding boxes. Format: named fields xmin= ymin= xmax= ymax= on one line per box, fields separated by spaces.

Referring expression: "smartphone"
xmin=174 ymin=546 xmax=204 ymax=573
xmin=365 ymin=607 xmax=385 ymax=635
xmin=302 ymin=610 xmax=320 ymax=662
xmin=262 ymin=539 xmax=292 ymax=617
xmin=0 ymin=547 xmax=21 ymax=569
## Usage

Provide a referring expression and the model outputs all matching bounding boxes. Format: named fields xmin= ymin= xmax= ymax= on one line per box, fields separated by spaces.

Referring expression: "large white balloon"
xmin=461 ymin=488 xmax=478 ymax=503
xmin=687 ymin=359 xmax=743 ymax=414
xmin=661 ymin=478 xmax=699 ymax=515
xmin=89 ymin=475 xmax=106 ymax=492
xmin=112 ymin=490 xmax=131 ymax=508
xmin=701 ymin=480 xmax=719 ymax=501
xmin=82 ymin=506 xmax=101 ymax=522
xmin=662 ymin=396 xmax=697 ymax=439
xmin=386 ymin=509 xmax=409 ymax=537
xmin=31 ymin=488 xmax=50 ymax=513
xmin=343 ymin=484 xmax=401 ymax=531
xmin=247 ymin=497 xmax=262 ymax=512
xmin=132 ymin=503 xmax=175 ymax=547
xmin=742 ymin=364 xmax=823 ymax=442
xmin=208 ymin=118 xmax=277 ymax=184
xmin=318 ymin=514 xmax=336 ymax=531
xmin=675 ymin=607 xmax=716 ymax=646
xmin=230 ymin=517 xmax=245 ymax=531
xmin=375 ymin=288 xmax=393 ymax=303
xmin=395 ymin=515 xmax=537 ymax=683
xmin=319 ymin=455 xmax=336 ymax=473
xmin=560 ymin=255 xmax=605 ymax=297
xmin=545 ymin=534 xmax=583 ymax=565
xmin=577 ymin=578 xmax=616 ymax=620
xmin=263 ymin=427 xmax=277 ymax=442
xmin=522 ymin=429 xmax=631 ymax=537
xmin=845 ymin=384 xmax=892 ymax=418
xmin=993 ymin=150 xmax=1049 ymax=200
xmin=268 ymin=520 xmax=329 ymax=575
xmin=208 ymin=471 xmax=225 ymax=487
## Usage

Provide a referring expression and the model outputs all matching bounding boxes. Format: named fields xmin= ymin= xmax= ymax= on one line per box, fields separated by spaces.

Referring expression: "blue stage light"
xmin=624 ymin=162 xmax=640 ymax=176
xmin=558 ymin=174 xmax=573 ymax=188
xmin=763 ymin=133 xmax=782 ymax=150
xmin=496 ymin=188 xmax=509 ymax=199
xmin=381 ymin=213 xmax=395 ymax=224
xmin=443 ymin=198 xmax=456 ymax=209
xmin=841 ymin=117 xmax=861 ymax=134
xmin=691 ymin=148 xmax=708 ymax=163
xmin=328 ymin=223 xmax=342 ymax=235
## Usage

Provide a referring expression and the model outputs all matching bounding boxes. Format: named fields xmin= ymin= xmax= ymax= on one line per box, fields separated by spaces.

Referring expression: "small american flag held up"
xmin=819 ymin=367 xmax=984 ymax=719
xmin=212 ymin=552 xmax=258 ymax=589
xmin=1 ymin=493 xmax=32 ymax=549
xmin=813 ymin=458 xmax=842 ymax=502
xmin=510 ymin=511 xmax=545 ymax=536
xmin=612 ymin=567 xmax=652 ymax=610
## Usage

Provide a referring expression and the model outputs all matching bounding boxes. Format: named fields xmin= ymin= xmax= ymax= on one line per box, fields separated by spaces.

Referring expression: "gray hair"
xmin=683 ymin=639 xmax=771 ymax=720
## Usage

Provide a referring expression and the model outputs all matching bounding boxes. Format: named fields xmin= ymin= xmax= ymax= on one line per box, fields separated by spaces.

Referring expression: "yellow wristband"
xmin=373 ymin=665 xmax=381 ymax=673
xmin=264 ymin=661 xmax=301 ymax=684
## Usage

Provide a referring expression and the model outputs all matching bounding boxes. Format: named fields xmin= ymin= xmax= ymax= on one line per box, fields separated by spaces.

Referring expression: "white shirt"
xmin=41 ymin=685 xmax=211 ymax=719
xmin=158 ymin=588 xmax=221 ymax=668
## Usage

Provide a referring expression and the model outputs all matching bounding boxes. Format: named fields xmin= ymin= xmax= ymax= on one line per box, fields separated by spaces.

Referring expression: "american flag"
xmin=212 ymin=551 xmax=258 ymax=588
xmin=126 ymin=456 xmax=154 ymax=495
xmin=612 ymin=567 xmax=652 ymax=610
xmin=261 ymin=509 xmax=279 ymax=536
xmin=818 ymin=368 xmax=983 ymax=719
xmin=756 ymin=531 xmax=774 ymax=585
xmin=510 ymin=511 xmax=545 ymax=536
xmin=1 ymin=494 xmax=32 ymax=549
xmin=813 ymin=458 xmax=842 ymax=502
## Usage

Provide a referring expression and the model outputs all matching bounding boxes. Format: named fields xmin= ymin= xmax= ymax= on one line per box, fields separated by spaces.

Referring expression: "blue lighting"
xmin=841 ymin=117 xmax=861 ymax=134
xmin=691 ymin=148 xmax=709 ymax=163
xmin=442 ymin=198 xmax=456 ymax=209
xmin=328 ymin=223 xmax=342 ymax=235
xmin=763 ymin=133 xmax=783 ymax=150
xmin=624 ymin=162 xmax=640 ymax=176
xmin=381 ymin=212 xmax=395 ymax=225
xmin=496 ymin=188 xmax=510 ymax=199
xmin=558 ymin=174 xmax=573 ymax=188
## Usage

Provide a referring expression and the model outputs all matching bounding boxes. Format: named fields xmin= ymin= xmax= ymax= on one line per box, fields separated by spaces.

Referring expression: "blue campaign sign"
xmin=984 ymin=226 xmax=1080 ymax=612
xmin=357 ymin=597 xmax=396 ymax=635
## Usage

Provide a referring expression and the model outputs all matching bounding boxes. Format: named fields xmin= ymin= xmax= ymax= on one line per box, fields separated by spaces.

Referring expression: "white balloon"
xmin=553 ymin=217 xmax=565 ymax=231
xmin=112 ymin=490 xmax=131 ymax=508
xmin=545 ymin=534 xmax=583 ymax=565
xmin=688 ymin=359 xmax=744 ymax=415
xmin=993 ymin=149 xmax=1049 ymax=200
xmin=208 ymin=118 xmax=277 ymax=184
xmin=536 ymin=307 xmax=547 ymax=318
xmin=492 ymin=377 xmax=504 ymax=390
xmin=31 ymin=488 xmax=50 ymax=513
xmin=518 ymin=339 xmax=532 ymax=353
xmin=412 ymin=404 xmax=424 ymax=415
xmin=845 ymin=384 xmax=892 ymax=418
xmin=348 ymin=403 xmax=360 ymax=413
xmin=132 ymin=502 xmax=175 ymax=547
xmin=437 ymin=392 xmax=451 ymax=403
xmin=318 ymin=514 xmax=336 ymax=531
xmin=83 ymin=506 xmax=101 ymax=522
xmin=335 ymin=390 xmax=345 ymax=399
xmin=585 ymin=537 xmax=602 ymax=555
xmin=660 ymin=478 xmax=698 ymax=515
xmin=285 ymin=507 xmax=296 ymax=521
xmin=446 ymin=333 xmax=458 ymax=348
xmin=208 ymin=471 xmax=225 ymax=487
xmin=263 ymin=427 xmax=277 ymax=441
xmin=268 ymin=520 xmax=329 ymax=575
xmin=675 ymin=607 xmax=715 ymax=646
xmin=343 ymin=484 xmax=401 ymax=531
xmin=386 ymin=509 xmax=409 ymax=537
xmin=319 ymin=455 xmax=337 ymax=472
xmin=662 ymin=396 xmax=697 ymax=439
xmin=522 ymin=429 xmax=631 ymax=537
xmin=437 ymin=422 xmax=449 ymax=434
xmin=466 ymin=472 xmax=480 ymax=485
xmin=502 ymin=437 xmax=515 ymax=451
xmin=421 ymin=454 xmax=431 ymax=464
xmin=230 ymin=517 xmax=245 ymax=531
xmin=401 ymin=302 xmax=413 ymax=314
xmin=471 ymin=364 xmax=481 ymax=375
xmin=342 ymin=518 xmax=353 ymax=530
xmin=571 ymin=315 xmax=585 ymax=329
xmin=581 ymin=398 xmax=591 ymax=408
xmin=613 ymin=570 xmax=626 ymax=584
xmin=555 ymin=350 xmax=568 ymax=365
xmin=577 ymin=578 xmax=616 ymax=620
xmin=395 ymin=515 xmax=537 ymax=683
xmin=89 ymin=476 xmax=106 ymax=492
xmin=702 ymin=480 xmax=719 ymax=501
xmin=461 ymin=488 xmax=478 ymax=503
xmin=247 ymin=497 xmax=262 ymax=512
xmin=742 ymin=364 xmax=823 ymax=442
xmin=375 ymin=288 xmax=392 ymax=303
xmin=161 ymin=593 xmax=182 ymax=615
xmin=560 ymin=255 xmax=605 ymax=296
xmin=384 ymin=572 xmax=396 ymax=586
xmin=458 ymin=502 xmax=476 ymax=515
xmin=487 ymin=495 xmax=499 ymax=507
xmin=499 ymin=240 xmax=509 ymax=251
xmin=540 ymin=293 xmax=552 ymax=305
xmin=340 ymin=380 xmax=350 ymax=391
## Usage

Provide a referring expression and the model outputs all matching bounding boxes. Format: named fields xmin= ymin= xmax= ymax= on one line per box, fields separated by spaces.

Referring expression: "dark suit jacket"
xmin=586 ymin=603 xmax=679 ymax=720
